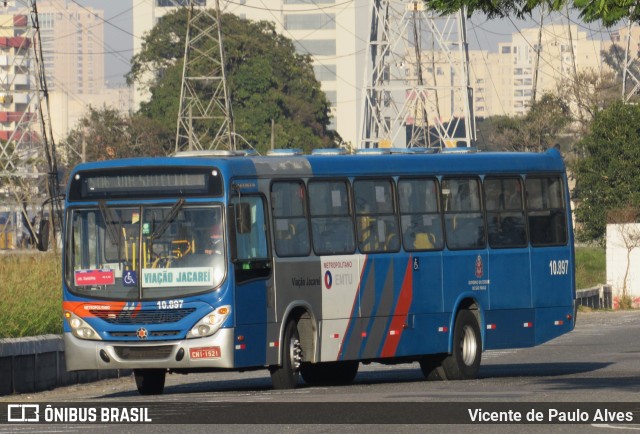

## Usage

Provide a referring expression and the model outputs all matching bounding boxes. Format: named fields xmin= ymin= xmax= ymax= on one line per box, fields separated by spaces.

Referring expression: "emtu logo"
xmin=7 ymin=404 xmax=40 ymax=422
xmin=324 ymin=270 xmax=333 ymax=289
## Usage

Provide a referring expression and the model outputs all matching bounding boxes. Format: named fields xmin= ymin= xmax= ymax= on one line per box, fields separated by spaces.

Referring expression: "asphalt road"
xmin=1 ymin=310 xmax=640 ymax=433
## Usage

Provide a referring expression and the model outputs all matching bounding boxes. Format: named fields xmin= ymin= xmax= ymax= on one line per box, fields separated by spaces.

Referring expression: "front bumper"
xmin=63 ymin=328 xmax=235 ymax=371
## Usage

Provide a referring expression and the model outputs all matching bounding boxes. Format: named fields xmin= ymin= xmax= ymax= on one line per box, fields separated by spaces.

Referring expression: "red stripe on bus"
xmin=380 ymin=258 xmax=413 ymax=358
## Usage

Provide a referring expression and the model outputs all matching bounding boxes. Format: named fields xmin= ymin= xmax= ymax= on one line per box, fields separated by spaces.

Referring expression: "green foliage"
xmin=0 ymin=253 xmax=63 ymax=338
xmin=129 ymin=10 xmax=336 ymax=154
xmin=573 ymin=0 xmax=638 ymax=27
xmin=476 ymin=94 xmax=570 ymax=152
xmin=573 ymin=101 xmax=640 ymax=242
xmin=424 ymin=0 xmax=566 ymax=19
xmin=575 ymin=246 xmax=606 ymax=289
xmin=60 ymin=106 xmax=171 ymax=170
xmin=425 ymin=1 xmax=637 ymax=27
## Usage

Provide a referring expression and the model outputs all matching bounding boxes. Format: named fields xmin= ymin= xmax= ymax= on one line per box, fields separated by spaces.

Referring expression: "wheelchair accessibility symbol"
xmin=123 ymin=270 xmax=137 ymax=287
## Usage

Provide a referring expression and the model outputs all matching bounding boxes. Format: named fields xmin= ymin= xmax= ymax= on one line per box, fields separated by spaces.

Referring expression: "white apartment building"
xmin=132 ymin=0 xmax=368 ymax=147
xmin=469 ymin=24 xmax=602 ymax=118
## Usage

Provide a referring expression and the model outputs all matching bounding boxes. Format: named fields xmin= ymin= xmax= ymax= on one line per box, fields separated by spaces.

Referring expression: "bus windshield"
xmin=65 ymin=203 xmax=226 ymax=300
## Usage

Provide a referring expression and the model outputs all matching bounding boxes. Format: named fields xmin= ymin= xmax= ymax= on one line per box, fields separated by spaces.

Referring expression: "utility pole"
xmin=0 ymin=0 xmax=60 ymax=250
xmin=359 ymin=0 xmax=474 ymax=149
xmin=175 ymin=0 xmax=235 ymax=152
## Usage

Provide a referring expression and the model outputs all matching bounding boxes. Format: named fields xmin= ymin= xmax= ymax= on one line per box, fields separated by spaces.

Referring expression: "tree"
xmin=476 ymin=94 xmax=570 ymax=152
xmin=128 ymin=10 xmax=336 ymax=154
xmin=424 ymin=0 xmax=566 ymax=19
xmin=555 ymin=69 xmax=620 ymax=134
xmin=60 ymin=106 xmax=170 ymax=170
xmin=424 ymin=0 xmax=637 ymax=27
xmin=573 ymin=101 xmax=640 ymax=242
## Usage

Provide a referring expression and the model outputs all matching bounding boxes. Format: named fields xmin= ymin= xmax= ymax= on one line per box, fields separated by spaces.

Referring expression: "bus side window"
xmin=442 ymin=177 xmax=486 ymax=250
xmin=309 ymin=180 xmax=356 ymax=255
xmin=526 ymin=176 xmax=567 ymax=246
xmin=354 ymin=178 xmax=399 ymax=253
xmin=398 ymin=178 xmax=443 ymax=251
xmin=271 ymin=181 xmax=310 ymax=257
xmin=485 ymin=177 xmax=527 ymax=248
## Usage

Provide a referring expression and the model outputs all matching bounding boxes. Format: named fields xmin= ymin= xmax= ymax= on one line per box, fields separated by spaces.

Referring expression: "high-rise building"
xmin=132 ymin=0 xmax=367 ymax=147
xmin=467 ymin=24 xmax=602 ymax=118
xmin=35 ymin=0 xmax=105 ymax=96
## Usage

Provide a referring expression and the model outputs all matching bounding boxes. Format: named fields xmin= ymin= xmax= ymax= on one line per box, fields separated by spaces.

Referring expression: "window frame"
xmin=397 ymin=177 xmax=444 ymax=252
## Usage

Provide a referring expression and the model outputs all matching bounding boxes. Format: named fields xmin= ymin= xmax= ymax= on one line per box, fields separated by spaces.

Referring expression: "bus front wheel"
xmin=269 ymin=319 xmax=302 ymax=389
xmin=134 ymin=369 xmax=166 ymax=395
xmin=441 ymin=309 xmax=482 ymax=380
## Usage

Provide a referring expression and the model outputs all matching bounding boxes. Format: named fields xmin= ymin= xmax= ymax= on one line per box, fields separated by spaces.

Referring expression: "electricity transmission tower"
xmin=175 ymin=0 xmax=235 ymax=152
xmin=360 ymin=0 xmax=475 ymax=149
xmin=621 ymin=20 xmax=640 ymax=103
xmin=0 ymin=0 xmax=60 ymax=249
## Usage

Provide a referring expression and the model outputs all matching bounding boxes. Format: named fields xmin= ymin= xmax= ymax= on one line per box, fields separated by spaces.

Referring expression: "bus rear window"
xmin=526 ymin=176 xmax=567 ymax=246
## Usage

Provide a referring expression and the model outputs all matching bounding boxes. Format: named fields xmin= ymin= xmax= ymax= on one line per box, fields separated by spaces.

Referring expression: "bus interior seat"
xmin=414 ymin=232 xmax=436 ymax=249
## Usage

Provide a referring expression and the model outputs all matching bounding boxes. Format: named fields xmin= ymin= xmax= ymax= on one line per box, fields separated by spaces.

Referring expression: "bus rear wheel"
xmin=269 ymin=319 xmax=302 ymax=389
xmin=441 ymin=309 xmax=482 ymax=380
xmin=134 ymin=369 xmax=166 ymax=395
xmin=300 ymin=361 xmax=359 ymax=386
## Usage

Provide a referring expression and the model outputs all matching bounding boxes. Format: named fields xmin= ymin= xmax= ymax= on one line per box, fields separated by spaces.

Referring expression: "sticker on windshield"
xmin=74 ymin=269 xmax=115 ymax=286
xmin=141 ymin=267 xmax=215 ymax=288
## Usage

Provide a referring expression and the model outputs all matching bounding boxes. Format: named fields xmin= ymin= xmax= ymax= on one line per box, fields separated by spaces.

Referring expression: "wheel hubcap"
xmin=461 ymin=324 xmax=477 ymax=366
xmin=290 ymin=338 xmax=303 ymax=370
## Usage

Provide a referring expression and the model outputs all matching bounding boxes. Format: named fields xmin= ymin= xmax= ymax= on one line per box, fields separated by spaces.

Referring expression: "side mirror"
xmin=235 ymin=202 xmax=251 ymax=234
xmin=36 ymin=219 xmax=49 ymax=251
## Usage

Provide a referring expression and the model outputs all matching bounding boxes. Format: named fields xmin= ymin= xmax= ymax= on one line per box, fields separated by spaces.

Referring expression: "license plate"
xmin=190 ymin=346 xmax=221 ymax=359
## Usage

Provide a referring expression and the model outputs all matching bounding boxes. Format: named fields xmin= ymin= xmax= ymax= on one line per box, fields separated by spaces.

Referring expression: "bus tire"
xmin=134 ymin=369 xmax=166 ymax=395
xmin=441 ymin=309 xmax=482 ymax=380
xmin=300 ymin=361 xmax=359 ymax=386
xmin=269 ymin=319 xmax=302 ymax=389
xmin=419 ymin=355 xmax=446 ymax=381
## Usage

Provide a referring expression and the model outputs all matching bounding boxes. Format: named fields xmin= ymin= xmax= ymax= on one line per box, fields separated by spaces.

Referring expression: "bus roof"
xmin=69 ymin=148 xmax=566 ymax=182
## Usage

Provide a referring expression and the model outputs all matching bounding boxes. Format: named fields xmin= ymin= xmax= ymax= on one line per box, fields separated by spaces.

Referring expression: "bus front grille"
xmin=90 ymin=308 xmax=196 ymax=324
xmin=110 ymin=330 xmax=181 ymax=338
xmin=113 ymin=345 xmax=174 ymax=360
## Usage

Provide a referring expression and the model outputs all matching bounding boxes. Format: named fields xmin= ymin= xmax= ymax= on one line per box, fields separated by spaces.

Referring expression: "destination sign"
xmin=68 ymin=167 xmax=223 ymax=200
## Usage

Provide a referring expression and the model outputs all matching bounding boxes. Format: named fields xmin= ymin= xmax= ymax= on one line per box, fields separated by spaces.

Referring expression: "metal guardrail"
xmin=575 ymin=285 xmax=612 ymax=310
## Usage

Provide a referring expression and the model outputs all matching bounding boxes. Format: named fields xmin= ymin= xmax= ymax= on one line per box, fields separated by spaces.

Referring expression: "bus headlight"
xmin=64 ymin=311 xmax=102 ymax=341
xmin=187 ymin=305 xmax=231 ymax=339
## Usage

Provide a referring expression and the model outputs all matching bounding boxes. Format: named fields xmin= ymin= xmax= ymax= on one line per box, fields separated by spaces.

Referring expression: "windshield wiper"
xmin=150 ymin=199 xmax=185 ymax=240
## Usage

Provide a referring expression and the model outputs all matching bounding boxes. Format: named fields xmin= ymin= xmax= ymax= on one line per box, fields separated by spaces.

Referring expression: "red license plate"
xmin=190 ymin=346 xmax=221 ymax=359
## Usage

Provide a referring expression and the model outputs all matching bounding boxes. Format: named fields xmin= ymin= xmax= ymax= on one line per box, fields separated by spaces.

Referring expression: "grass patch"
xmin=575 ymin=246 xmax=606 ymax=289
xmin=0 ymin=252 xmax=63 ymax=338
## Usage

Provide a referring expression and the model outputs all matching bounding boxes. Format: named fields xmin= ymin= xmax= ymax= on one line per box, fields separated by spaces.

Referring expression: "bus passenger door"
xmin=229 ymin=196 xmax=272 ymax=368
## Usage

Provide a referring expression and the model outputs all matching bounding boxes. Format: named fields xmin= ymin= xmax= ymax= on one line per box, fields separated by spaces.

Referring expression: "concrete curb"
xmin=0 ymin=335 xmax=130 ymax=396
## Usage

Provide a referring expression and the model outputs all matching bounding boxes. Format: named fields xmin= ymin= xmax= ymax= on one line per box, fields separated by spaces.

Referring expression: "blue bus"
xmin=59 ymin=148 xmax=575 ymax=394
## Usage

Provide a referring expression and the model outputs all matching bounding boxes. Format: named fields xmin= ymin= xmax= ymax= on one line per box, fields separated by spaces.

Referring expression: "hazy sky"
xmin=72 ymin=1 xmax=611 ymax=87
